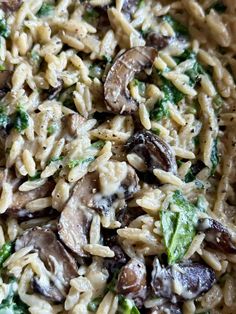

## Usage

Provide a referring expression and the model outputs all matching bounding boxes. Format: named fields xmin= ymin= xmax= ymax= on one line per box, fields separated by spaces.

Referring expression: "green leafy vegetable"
xmin=28 ymin=171 xmax=41 ymax=181
xmin=47 ymin=124 xmax=58 ymax=135
xmin=47 ymin=156 xmax=64 ymax=165
xmin=0 ymin=64 xmax=5 ymax=71
xmin=0 ymin=242 xmax=14 ymax=268
xmin=87 ymin=296 xmax=103 ymax=312
xmin=196 ymin=195 xmax=208 ymax=212
xmin=0 ymin=278 xmax=29 ymax=314
xmin=89 ymin=64 xmax=103 ymax=79
xmin=210 ymin=139 xmax=219 ymax=174
xmin=14 ymin=105 xmax=29 ymax=132
xmin=0 ymin=18 xmax=10 ymax=38
xmin=184 ymin=168 xmax=196 ymax=183
xmin=117 ymin=296 xmax=140 ymax=314
xmin=152 ymin=128 xmax=161 ymax=136
xmin=163 ymin=15 xmax=188 ymax=37
xmin=37 ymin=3 xmax=54 ymax=17
xmin=83 ymin=8 xmax=99 ymax=25
xmin=67 ymin=157 xmax=94 ymax=169
xmin=0 ymin=105 xmax=8 ymax=128
xmin=138 ymin=0 xmax=145 ymax=9
xmin=106 ymin=269 xmax=119 ymax=293
xmin=213 ymin=94 xmax=223 ymax=112
xmin=161 ymin=191 xmax=197 ymax=264
xmin=103 ymin=55 xmax=112 ymax=63
xmin=91 ymin=140 xmax=105 ymax=149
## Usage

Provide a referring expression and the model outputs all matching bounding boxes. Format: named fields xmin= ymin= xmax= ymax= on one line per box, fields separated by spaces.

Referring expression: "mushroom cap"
xmin=104 ymin=46 xmax=157 ymax=114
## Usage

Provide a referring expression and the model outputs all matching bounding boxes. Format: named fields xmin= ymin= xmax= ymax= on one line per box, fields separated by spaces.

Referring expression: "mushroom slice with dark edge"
xmin=151 ymin=258 xmax=216 ymax=303
xmin=126 ymin=130 xmax=177 ymax=174
xmin=116 ymin=258 xmax=147 ymax=308
xmin=59 ymin=165 xmax=139 ymax=256
xmin=15 ymin=227 xmax=78 ymax=302
xmin=104 ymin=47 xmax=157 ymax=114
xmin=6 ymin=180 xmax=55 ymax=218
xmin=197 ymin=218 xmax=236 ymax=254
xmin=1 ymin=0 xmax=22 ymax=12
xmin=146 ymin=33 xmax=171 ymax=50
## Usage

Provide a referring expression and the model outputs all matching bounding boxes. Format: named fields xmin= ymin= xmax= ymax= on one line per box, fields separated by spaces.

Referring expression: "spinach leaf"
xmin=47 ymin=156 xmax=64 ymax=165
xmin=184 ymin=160 xmax=205 ymax=183
xmin=87 ymin=296 xmax=103 ymax=312
xmin=0 ymin=105 xmax=8 ymax=128
xmin=14 ymin=106 xmax=29 ymax=132
xmin=91 ymin=140 xmax=105 ymax=149
xmin=67 ymin=157 xmax=94 ymax=169
xmin=0 ymin=18 xmax=10 ymax=38
xmin=163 ymin=15 xmax=188 ymax=37
xmin=117 ymin=296 xmax=140 ymax=314
xmin=0 ymin=242 xmax=14 ymax=268
xmin=28 ymin=171 xmax=41 ymax=181
xmin=161 ymin=191 xmax=197 ymax=264
xmin=0 ymin=278 xmax=29 ymax=314
xmin=213 ymin=94 xmax=223 ymax=112
xmin=47 ymin=124 xmax=58 ymax=135
xmin=37 ymin=3 xmax=54 ymax=17
xmin=210 ymin=138 xmax=219 ymax=174
xmin=89 ymin=63 xmax=103 ymax=79
xmin=150 ymin=99 xmax=169 ymax=121
xmin=83 ymin=8 xmax=99 ymax=25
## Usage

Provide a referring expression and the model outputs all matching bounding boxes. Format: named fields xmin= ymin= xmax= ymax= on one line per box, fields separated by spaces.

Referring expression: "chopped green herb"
xmin=117 ymin=296 xmax=140 ymax=314
xmin=0 ymin=64 xmax=5 ymax=71
xmin=184 ymin=160 xmax=205 ymax=183
xmin=210 ymin=139 xmax=219 ymax=174
xmin=152 ymin=128 xmax=161 ymax=136
xmin=89 ymin=64 xmax=103 ymax=79
xmin=184 ymin=168 xmax=195 ymax=183
xmin=67 ymin=157 xmax=94 ymax=169
xmin=196 ymin=195 xmax=208 ymax=212
xmin=14 ymin=105 xmax=29 ymax=133
xmin=47 ymin=124 xmax=58 ymax=135
xmin=0 ymin=278 xmax=29 ymax=314
xmin=87 ymin=297 xmax=103 ymax=312
xmin=0 ymin=105 xmax=8 ymax=128
xmin=161 ymin=191 xmax=198 ymax=264
xmin=213 ymin=94 xmax=223 ymax=112
xmin=193 ymin=135 xmax=200 ymax=147
xmin=0 ymin=19 xmax=10 ymax=38
xmin=103 ymin=55 xmax=112 ymax=63
xmin=47 ymin=156 xmax=64 ymax=164
xmin=28 ymin=171 xmax=41 ymax=181
xmin=91 ymin=140 xmax=105 ymax=149
xmin=106 ymin=269 xmax=119 ymax=293
xmin=150 ymin=100 xmax=169 ymax=121
xmin=137 ymin=0 xmax=145 ymax=9
xmin=0 ymin=242 xmax=14 ymax=268
xmin=177 ymin=160 xmax=184 ymax=167
xmin=133 ymin=79 xmax=146 ymax=97
xmin=163 ymin=15 xmax=188 ymax=37
xmin=83 ymin=8 xmax=99 ymax=25
xmin=37 ymin=3 xmax=54 ymax=17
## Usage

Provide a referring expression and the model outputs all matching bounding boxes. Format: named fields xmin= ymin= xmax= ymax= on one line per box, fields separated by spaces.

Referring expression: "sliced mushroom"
xmin=126 ymin=130 xmax=177 ymax=174
xmin=197 ymin=218 xmax=236 ymax=254
xmin=103 ymin=230 xmax=128 ymax=274
xmin=122 ymin=0 xmax=140 ymax=20
xmin=1 ymin=0 xmax=22 ymax=12
xmin=59 ymin=164 xmax=139 ymax=257
xmin=151 ymin=258 xmax=216 ymax=303
xmin=116 ymin=258 xmax=147 ymax=308
xmin=104 ymin=47 xmax=157 ymax=114
xmin=15 ymin=227 xmax=78 ymax=302
xmin=146 ymin=33 xmax=171 ymax=50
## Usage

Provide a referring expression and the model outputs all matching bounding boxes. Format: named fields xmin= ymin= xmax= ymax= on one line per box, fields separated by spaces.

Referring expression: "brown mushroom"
xmin=104 ymin=47 xmax=157 ymax=114
xmin=6 ymin=180 xmax=55 ymax=218
xmin=151 ymin=258 xmax=216 ymax=303
xmin=126 ymin=130 xmax=177 ymax=174
xmin=59 ymin=164 xmax=139 ymax=257
xmin=15 ymin=227 xmax=78 ymax=302
xmin=116 ymin=259 xmax=147 ymax=308
xmin=62 ymin=113 xmax=86 ymax=137
xmin=197 ymin=218 xmax=236 ymax=254
xmin=0 ymin=71 xmax=12 ymax=97
xmin=1 ymin=0 xmax=22 ymax=12
xmin=122 ymin=0 xmax=140 ymax=20
xmin=146 ymin=33 xmax=171 ymax=50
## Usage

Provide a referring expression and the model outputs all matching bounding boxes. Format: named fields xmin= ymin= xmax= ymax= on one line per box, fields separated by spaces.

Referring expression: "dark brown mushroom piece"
xmin=15 ymin=227 xmax=78 ymax=302
xmin=59 ymin=164 xmax=139 ymax=257
xmin=103 ymin=230 xmax=128 ymax=274
xmin=1 ymin=0 xmax=22 ymax=12
xmin=147 ymin=302 xmax=182 ymax=314
xmin=146 ymin=33 xmax=171 ymax=50
xmin=104 ymin=47 xmax=157 ymax=114
xmin=116 ymin=258 xmax=147 ymax=308
xmin=0 ymin=71 xmax=12 ymax=98
xmin=151 ymin=258 xmax=216 ymax=303
xmin=6 ymin=180 xmax=55 ymax=219
xmin=197 ymin=218 xmax=236 ymax=254
xmin=122 ymin=0 xmax=140 ymax=20
xmin=126 ymin=130 xmax=177 ymax=175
